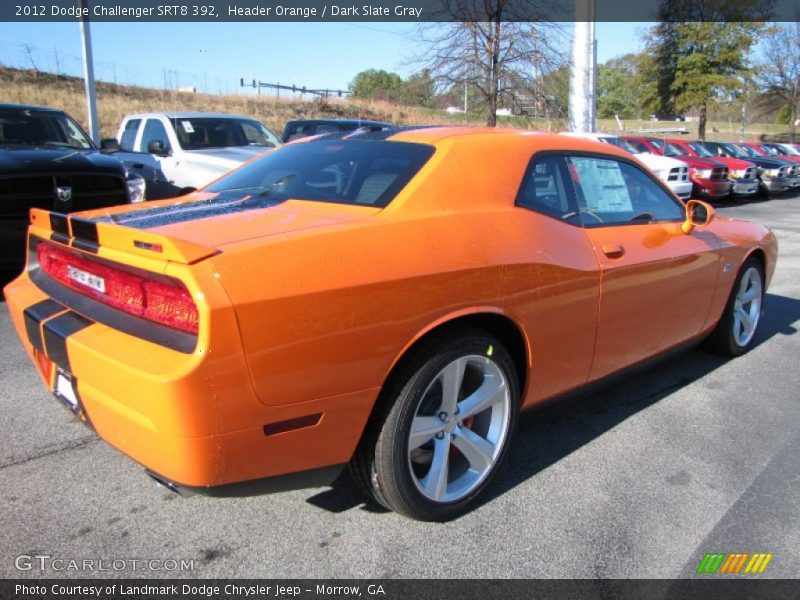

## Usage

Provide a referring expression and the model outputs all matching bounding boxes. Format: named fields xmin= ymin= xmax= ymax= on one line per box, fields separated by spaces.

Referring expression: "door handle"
xmin=602 ymin=243 xmax=625 ymax=258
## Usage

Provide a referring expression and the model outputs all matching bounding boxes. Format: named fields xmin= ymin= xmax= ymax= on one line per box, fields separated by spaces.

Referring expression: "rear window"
xmin=205 ymin=140 xmax=435 ymax=208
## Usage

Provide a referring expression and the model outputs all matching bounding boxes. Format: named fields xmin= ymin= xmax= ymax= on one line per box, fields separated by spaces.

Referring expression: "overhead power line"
xmin=240 ymin=78 xmax=350 ymax=98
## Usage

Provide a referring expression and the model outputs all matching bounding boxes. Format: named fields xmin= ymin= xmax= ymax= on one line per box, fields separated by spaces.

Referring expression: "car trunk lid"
xmin=34 ymin=191 xmax=381 ymax=261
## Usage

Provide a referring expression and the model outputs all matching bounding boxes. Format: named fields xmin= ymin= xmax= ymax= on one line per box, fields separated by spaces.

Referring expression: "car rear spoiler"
xmin=29 ymin=209 xmax=217 ymax=265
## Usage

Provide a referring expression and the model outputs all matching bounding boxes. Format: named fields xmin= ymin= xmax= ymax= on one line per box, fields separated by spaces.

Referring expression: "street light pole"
xmin=79 ymin=0 xmax=99 ymax=144
xmin=569 ymin=0 xmax=597 ymax=133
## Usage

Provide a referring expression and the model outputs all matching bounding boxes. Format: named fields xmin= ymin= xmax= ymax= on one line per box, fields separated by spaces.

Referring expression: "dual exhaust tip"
xmin=145 ymin=470 xmax=191 ymax=497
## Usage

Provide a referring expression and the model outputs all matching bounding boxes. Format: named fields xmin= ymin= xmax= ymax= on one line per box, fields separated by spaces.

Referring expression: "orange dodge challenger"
xmin=4 ymin=128 xmax=777 ymax=521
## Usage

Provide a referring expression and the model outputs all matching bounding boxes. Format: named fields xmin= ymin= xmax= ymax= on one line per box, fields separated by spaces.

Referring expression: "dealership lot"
xmin=1 ymin=195 xmax=798 ymax=579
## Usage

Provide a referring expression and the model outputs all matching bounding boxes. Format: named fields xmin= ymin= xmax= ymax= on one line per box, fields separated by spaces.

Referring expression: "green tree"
xmin=673 ymin=22 xmax=763 ymax=139
xmin=757 ymin=22 xmax=800 ymax=141
xmin=641 ymin=1 xmax=767 ymax=140
xmin=597 ymin=54 xmax=643 ymax=119
xmin=638 ymin=22 xmax=680 ymax=116
xmin=394 ymin=69 xmax=436 ymax=108
xmin=349 ymin=69 xmax=402 ymax=100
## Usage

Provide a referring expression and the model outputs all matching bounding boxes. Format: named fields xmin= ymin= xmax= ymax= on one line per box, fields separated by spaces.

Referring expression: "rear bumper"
xmin=4 ymin=271 xmax=376 ymax=492
xmin=146 ymin=464 xmax=345 ymax=497
xmin=693 ymin=179 xmax=732 ymax=198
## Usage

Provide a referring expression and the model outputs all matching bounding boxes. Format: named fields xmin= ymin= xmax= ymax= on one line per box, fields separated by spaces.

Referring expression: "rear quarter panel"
xmin=701 ymin=216 xmax=778 ymax=331
xmin=209 ymin=133 xmax=607 ymax=410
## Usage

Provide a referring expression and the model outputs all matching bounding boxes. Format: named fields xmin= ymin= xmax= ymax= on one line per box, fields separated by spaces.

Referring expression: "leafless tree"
xmin=417 ymin=2 xmax=567 ymax=126
xmin=757 ymin=22 xmax=800 ymax=141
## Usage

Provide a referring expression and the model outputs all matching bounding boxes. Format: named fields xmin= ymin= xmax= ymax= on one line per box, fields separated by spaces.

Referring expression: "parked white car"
xmin=561 ymin=132 xmax=693 ymax=200
xmin=114 ymin=112 xmax=282 ymax=193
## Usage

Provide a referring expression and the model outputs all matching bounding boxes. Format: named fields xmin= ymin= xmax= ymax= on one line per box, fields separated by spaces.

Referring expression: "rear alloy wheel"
xmin=350 ymin=328 xmax=519 ymax=521
xmin=705 ymin=257 xmax=764 ymax=356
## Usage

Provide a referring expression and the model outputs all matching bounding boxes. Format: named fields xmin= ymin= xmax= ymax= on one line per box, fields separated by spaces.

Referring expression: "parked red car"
xmin=622 ymin=136 xmax=732 ymax=199
xmin=666 ymin=138 xmax=758 ymax=198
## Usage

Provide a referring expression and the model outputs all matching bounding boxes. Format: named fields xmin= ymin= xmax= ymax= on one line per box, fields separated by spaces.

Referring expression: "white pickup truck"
xmin=114 ymin=112 xmax=282 ymax=193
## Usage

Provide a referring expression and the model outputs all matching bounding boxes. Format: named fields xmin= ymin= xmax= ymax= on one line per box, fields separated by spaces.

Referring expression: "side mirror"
xmin=682 ymin=199 xmax=715 ymax=234
xmin=100 ymin=138 xmax=120 ymax=152
xmin=147 ymin=140 xmax=169 ymax=156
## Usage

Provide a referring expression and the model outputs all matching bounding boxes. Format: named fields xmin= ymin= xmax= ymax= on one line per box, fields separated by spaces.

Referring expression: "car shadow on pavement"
xmin=306 ymin=292 xmax=800 ymax=517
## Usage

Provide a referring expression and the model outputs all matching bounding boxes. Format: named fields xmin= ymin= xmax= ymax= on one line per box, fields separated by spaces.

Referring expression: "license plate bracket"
xmin=54 ymin=367 xmax=80 ymax=414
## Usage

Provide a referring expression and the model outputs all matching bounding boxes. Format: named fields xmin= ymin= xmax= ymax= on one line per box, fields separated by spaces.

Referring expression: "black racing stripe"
xmin=43 ymin=311 xmax=93 ymax=371
xmin=23 ymin=299 xmax=65 ymax=353
xmin=69 ymin=218 xmax=99 ymax=253
xmin=95 ymin=193 xmax=285 ymax=230
xmin=50 ymin=213 xmax=70 ymax=236
xmin=71 ymin=238 xmax=99 ymax=253
xmin=50 ymin=232 xmax=70 ymax=245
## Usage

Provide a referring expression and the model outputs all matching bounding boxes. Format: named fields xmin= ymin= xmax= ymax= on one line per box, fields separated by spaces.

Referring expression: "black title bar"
xmin=2 ymin=0 xmax=798 ymax=22
xmin=4 ymin=579 xmax=800 ymax=600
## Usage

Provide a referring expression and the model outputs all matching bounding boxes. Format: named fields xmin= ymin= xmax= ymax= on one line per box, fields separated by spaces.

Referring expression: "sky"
xmin=0 ymin=21 xmax=648 ymax=95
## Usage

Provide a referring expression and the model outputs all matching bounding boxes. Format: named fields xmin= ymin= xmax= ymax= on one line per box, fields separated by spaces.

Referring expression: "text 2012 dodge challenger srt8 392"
xmin=4 ymin=128 xmax=777 ymax=521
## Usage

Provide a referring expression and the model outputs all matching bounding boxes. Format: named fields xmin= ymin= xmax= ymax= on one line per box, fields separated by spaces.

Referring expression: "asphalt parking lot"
xmin=1 ymin=194 xmax=798 ymax=579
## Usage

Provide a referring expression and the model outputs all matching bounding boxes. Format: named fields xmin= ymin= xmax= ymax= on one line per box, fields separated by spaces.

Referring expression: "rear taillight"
xmin=36 ymin=242 xmax=198 ymax=334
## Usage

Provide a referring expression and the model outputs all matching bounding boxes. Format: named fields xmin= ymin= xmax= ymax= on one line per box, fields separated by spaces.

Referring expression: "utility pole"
xmin=569 ymin=0 xmax=596 ymax=133
xmin=740 ymin=98 xmax=746 ymax=142
xmin=78 ymin=0 xmax=99 ymax=143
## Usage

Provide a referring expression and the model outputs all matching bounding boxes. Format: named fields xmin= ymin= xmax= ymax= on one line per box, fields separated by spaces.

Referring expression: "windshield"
xmin=661 ymin=141 xmax=687 ymax=157
xmin=602 ymin=136 xmax=639 ymax=154
xmin=624 ymin=139 xmax=651 ymax=154
xmin=204 ymin=140 xmax=435 ymax=208
xmin=0 ymin=108 xmax=94 ymax=149
xmin=779 ymin=144 xmax=800 ymax=156
xmin=720 ymin=143 xmax=750 ymax=159
xmin=735 ymin=144 xmax=761 ymax=158
xmin=760 ymin=145 xmax=781 ymax=156
xmin=687 ymin=142 xmax=714 ymax=157
xmin=170 ymin=117 xmax=281 ymax=150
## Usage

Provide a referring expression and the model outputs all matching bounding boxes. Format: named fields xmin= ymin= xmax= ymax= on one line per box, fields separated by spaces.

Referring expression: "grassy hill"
xmin=1 ymin=66 xmax=791 ymax=142
xmin=0 ymin=67 xmax=457 ymax=138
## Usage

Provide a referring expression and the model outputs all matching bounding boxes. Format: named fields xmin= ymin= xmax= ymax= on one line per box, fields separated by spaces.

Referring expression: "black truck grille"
xmin=710 ymin=167 xmax=728 ymax=180
xmin=0 ymin=173 xmax=127 ymax=217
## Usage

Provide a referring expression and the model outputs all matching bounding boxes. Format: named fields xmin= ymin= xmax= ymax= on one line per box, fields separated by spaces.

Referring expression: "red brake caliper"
xmin=450 ymin=416 xmax=475 ymax=458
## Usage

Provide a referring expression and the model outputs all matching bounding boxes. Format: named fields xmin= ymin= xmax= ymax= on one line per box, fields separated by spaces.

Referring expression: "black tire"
xmin=349 ymin=327 xmax=520 ymax=521
xmin=704 ymin=257 xmax=765 ymax=356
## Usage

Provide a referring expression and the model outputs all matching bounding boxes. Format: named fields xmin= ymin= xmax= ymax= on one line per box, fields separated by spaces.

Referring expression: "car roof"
xmin=388 ymin=127 xmax=634 ymax=157
xmin=124 ymin=112 xmax=257 ymax=120
xmin=294 ymin=126 xmax=633 ymax=160
xmin=286 ymin=118 xmax=391 ymax=126
xmin=0 ymin=102 xmax=64 ymax=113
xmin=560 ymin=131 xmax=617 ymax=140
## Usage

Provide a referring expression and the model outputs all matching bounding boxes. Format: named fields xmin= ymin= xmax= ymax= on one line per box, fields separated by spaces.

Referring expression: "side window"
xmin=567 ymin=156 xmax=684 ymax=226
xmin=516 ymin=154 xmax=574 ymax=220
xmin=119 ymin=119 xmax=141 ymax=151
xmin=139 ymin=119 xmax=171 ymax=153
xmin=315 ymin=124 xmax=340 ymax=135
xmin=241 ymin=122 xmax=266 ymax=145
xmin=286 ymin=124 xmax=310 ymax=142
